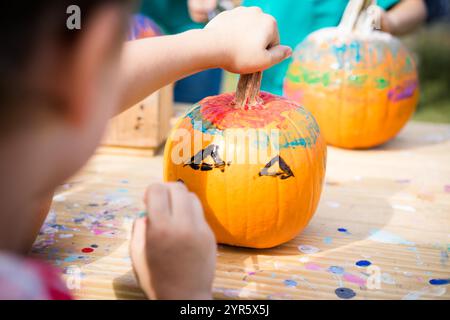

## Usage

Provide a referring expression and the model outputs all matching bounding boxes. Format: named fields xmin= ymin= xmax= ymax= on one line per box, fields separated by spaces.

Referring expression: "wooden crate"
xmin=102 ymin=85 xmax=173 ymax=155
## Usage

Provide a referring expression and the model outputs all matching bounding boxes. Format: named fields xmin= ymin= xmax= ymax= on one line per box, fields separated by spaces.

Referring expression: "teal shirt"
xmin=243 ymin=0 xmax=399 ymax=94
xmin=139 ymin=0 xmax=204 ymax=34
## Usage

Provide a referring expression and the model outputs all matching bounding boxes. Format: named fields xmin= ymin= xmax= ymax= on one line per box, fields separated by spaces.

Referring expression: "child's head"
xmin=0 ymin=1 xmax=131 ymax=204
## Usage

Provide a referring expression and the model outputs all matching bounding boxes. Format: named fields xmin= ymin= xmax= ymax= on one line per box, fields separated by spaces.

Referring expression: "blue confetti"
xmin=356 ymin=260 xmax=372 ymax=267
xmin=328 ymin=266 xmax=345 ymax=275
xmin=429 ymin=279 xmax=450 ymax=285
xmin=284 ymin=280 xmax=298 ymax=287
xmin=335 ymin=287 xmax=356 ymax=299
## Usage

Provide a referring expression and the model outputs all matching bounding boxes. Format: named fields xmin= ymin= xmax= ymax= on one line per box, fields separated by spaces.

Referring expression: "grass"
xmin=407 ymin=24 xmax=450 ymax=123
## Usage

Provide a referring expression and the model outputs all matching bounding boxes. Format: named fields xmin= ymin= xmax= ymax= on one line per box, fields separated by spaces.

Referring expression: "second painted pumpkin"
xmin=284 ymin=0 xmax=419 ymax=149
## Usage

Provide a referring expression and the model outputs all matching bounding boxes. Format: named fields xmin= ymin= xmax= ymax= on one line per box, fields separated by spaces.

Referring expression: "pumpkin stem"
xmin=355 ymin=3 xmax=381 ymax=33
xmin=234 ymin=72 xmax=263 ymax=109
xmin=339 ymin=0 xmax=374 ymax=32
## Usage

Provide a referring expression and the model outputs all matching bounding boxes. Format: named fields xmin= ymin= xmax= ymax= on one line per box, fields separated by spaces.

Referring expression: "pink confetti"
xmin=444 ymin=185 xmax=450 ymax=193
xmin=92 ymin=228 xmax=106 ymax=235
xmin=343 ymin=273 xmax=367 ymax=286
xmin=304 ymin=263 xmax=322 ymax=271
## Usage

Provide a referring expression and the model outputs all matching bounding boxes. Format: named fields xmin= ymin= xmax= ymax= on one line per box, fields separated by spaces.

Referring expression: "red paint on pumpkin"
xmin=199 ymin=92 xmax=298 ymax=130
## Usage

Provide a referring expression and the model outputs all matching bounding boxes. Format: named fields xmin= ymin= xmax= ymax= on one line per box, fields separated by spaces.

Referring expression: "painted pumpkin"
xmin=164 ymin=73 xmax=327 ymax=248
xmin=128 ymin=14 xmax=163 ymax=40
xmin=284 ymin=0 xmax=419 ymax=149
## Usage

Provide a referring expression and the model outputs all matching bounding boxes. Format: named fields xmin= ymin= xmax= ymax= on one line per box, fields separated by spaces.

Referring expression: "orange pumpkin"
xmin=164 ymin=73 xmax=327 ymax=248
xmin=284 ymin=0 xmax=419 ymax=149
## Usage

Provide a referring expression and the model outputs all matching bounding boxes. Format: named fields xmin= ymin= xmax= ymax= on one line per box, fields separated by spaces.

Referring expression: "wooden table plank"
xmin=30 ymin=121 xmax=450 ymax=300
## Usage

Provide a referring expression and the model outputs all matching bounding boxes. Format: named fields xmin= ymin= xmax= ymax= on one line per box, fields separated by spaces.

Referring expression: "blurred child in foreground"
xmin=0 ymin=1 xmax=291 ymax=299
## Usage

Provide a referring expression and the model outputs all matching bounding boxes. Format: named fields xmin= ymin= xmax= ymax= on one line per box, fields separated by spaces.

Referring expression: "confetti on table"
xmin=429 ymin=279 xmax=450 ymax=285
xmin=337 ymin=228 xmax=351 ymax=235
xmin=368 ymin=229 xmax=415 ymax=246
xmin=298 ymin=245 xmax=320 ymax=254
xmin=326 ymin=201 xmax=341 ymax=208
xmin=356 ymin=260 xmax=372 ymax=267
xmin=283 ymin=280 xmax=298 ymax=287
xmin=391 ymin=204 xmax=416 ymax=213
xmin=335 ymin=287 xmax=356 ymax=299
xmin=52 ymin=194 xmax=66 ymax=202
xmin=328 ymin=266 xmax=345 ymax=275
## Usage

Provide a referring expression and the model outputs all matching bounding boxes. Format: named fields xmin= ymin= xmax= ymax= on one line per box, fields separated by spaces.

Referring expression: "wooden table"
xmin=30 ymin=121 xmax=450 ymax=300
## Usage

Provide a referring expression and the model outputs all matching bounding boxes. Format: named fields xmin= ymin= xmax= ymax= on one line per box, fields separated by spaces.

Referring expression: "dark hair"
xmin=0 ymin=1 xmax=133 ymax=128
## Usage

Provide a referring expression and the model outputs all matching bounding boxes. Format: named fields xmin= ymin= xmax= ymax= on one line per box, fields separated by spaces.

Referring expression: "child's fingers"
xmin=171 ymin=180 xmax=189 ymax=192
xmin=267 ymin=45 xmax=292 ymax=65
xmin=247 ymin=6 xmax=263 ymax=14
xmin=131 ymin=217 xmax=147 ymax=251
xmin=188 ymin=192 xmax=207 ymax=225
xmin=130 ymin=218 xmax=148 ymax=275
xmin=187 ymin=192 xmax=216 ymax=244
xmin=130 ymin=217 xmax=154 ymax=299
xmin=145 ymin=183 xmax=172 ymax=224
xmin=167 ymin=183 xmax=193 ymax=224
xmin=143 ymin=181 xmax=186 ymax=203
xmin=264 ymin=14 xmax=280 ymax=48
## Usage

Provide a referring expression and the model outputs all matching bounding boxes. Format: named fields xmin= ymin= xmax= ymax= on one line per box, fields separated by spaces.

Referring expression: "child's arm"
xmin=118 ymin=7 xmax=291 ymax=112
xmin=381 ymin=0 xmax=427 ymax=35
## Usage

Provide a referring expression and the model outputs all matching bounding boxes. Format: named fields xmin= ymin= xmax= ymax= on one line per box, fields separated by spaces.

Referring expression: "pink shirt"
xmin=0 ymin=252 xmax=72 ymax=300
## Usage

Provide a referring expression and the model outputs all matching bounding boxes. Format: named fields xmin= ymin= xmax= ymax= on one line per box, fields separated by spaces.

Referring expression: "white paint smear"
xmin=391 ymin=204 xmax=416 ymax=213
xmin=326 ymin=201 xmax=341 ymax=208
xmin=298 ymin=245 xmax=320 ymax=254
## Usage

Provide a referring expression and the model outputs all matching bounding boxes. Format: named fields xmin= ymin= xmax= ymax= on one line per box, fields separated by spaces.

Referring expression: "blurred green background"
xmin=406 ymin=23 xmax=450 ymax=123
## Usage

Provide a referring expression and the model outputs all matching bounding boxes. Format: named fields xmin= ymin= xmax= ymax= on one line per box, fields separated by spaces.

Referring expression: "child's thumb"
xmin=131 ymin=217 xmax=148 ymax=247
xmin=267 ymin=45 xmax=292 ymax=65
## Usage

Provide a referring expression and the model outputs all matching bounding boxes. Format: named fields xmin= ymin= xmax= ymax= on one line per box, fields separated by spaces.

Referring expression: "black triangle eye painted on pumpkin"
xmin=259 ymin=155 xmax=294 ymax=180
xmin=184 ymin=144 xmax=231 ymax=172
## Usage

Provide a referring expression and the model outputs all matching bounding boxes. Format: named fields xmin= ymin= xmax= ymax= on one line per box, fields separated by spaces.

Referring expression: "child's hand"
xmin=188 ymin=0 xmax=218 ymax=23
xmin=377 ymin=0 xmax=427 ymax=36
xmin=130 ymin=183 xmax=216 ymax=300
xmin=379 ymin=8 xmax=395 ymax=34
xmin=205 ymin=6 xmax=292 ymax=74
